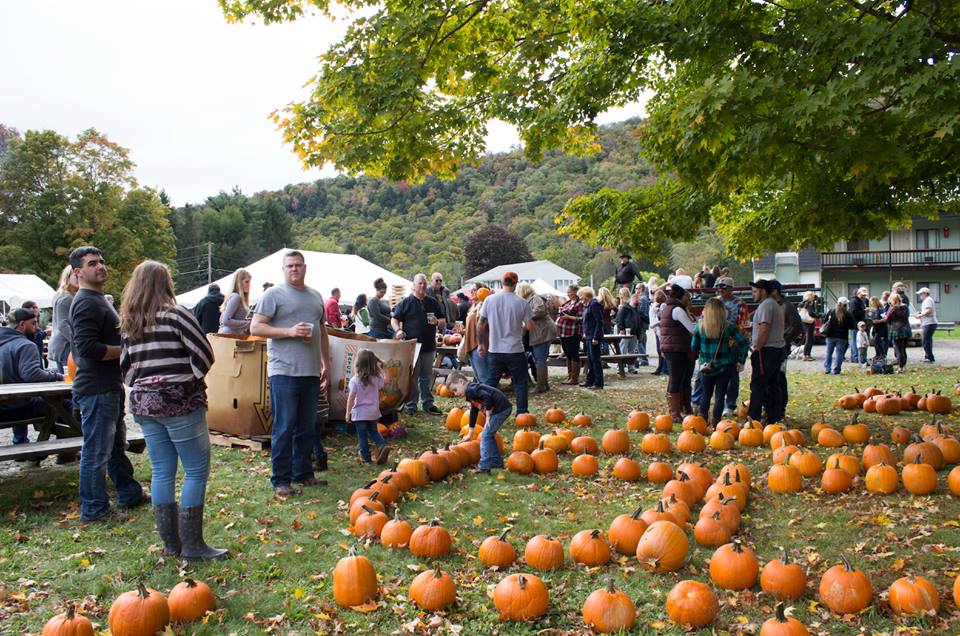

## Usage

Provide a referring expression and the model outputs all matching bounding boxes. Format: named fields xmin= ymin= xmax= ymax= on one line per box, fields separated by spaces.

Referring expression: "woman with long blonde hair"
xmin=48 ymin=263 xmax=79 ymax=372
xmin=691 ymin=298 xmax=748 ymax=425
xmin=119 ymin=260 xmax=226 ymax=561
xmin=218 ymin=268 xmax=251 ymax=334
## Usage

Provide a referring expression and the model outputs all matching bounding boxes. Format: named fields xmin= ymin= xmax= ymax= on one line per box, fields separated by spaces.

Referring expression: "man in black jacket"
xmin=192 ymin=284 xmax=223 ymax=334
xmin=849 ymin=287 xmax=868 ymax=363
xmin=615 ymin=254 xmax=641 ymax=289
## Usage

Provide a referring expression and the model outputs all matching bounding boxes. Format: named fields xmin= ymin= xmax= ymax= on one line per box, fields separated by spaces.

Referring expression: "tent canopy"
xmin=530 ymin=278 xmax=564 ymax=297
xmin=0 ymin=274 xmax=58 ymax=309
xmin=176 ymin=249 xmax=411 ymax=309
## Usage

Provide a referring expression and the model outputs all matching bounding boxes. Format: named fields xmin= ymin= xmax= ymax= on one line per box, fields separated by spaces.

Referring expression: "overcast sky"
xmin=2 ymin=1 xmax=645 ymax=205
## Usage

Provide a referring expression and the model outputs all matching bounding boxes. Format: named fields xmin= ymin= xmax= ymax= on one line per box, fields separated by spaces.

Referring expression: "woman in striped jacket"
xmin=119 ymin=261 xmax=227 ymax=561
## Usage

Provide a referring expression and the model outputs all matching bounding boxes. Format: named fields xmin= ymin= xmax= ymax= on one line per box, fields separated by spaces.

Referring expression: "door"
xmin=890 ymin=229 xmax=911 ymax=250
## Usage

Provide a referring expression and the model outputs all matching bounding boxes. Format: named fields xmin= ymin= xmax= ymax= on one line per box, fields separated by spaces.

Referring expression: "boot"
xmin=179 ymin=505 xmax=228 ymax=561
xmin=667 ymin=393 xmax=683 ymax=423
xmin=536 ymin=365 xmax=549 ymax=393
xmin=153 ymin=503 xmax=180 ymax=557
xmin=561 ymin=361 xmax=574 ymax=385
xmin=681 ymin=387 xmax=694 ymax=416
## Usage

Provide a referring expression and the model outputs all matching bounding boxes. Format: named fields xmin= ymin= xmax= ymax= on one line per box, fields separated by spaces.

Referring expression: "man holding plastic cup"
xmin=251 ymin=250 xmax=330 ymax=497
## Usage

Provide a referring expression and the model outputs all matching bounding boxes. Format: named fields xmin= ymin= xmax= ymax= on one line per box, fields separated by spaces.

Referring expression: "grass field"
xmin=2 ymin=366 xmax=960 ymax=635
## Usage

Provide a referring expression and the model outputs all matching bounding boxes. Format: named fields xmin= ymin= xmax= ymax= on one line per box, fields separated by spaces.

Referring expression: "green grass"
xmin=3 ymin=366 xmax=960 ymax=634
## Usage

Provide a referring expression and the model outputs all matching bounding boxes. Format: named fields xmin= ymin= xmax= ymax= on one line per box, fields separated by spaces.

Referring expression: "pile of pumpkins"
xmin=836 ymin=386 xmax=952 ymax=415
xmin=41 ymin=579 xmax=215 ymax=636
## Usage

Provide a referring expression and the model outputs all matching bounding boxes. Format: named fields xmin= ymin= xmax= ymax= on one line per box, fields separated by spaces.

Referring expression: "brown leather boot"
xmin=667 ymin=393 xmax=683 ymax=423
xmin=570 ymin=361 xmax=582 ymax=385
xmin=536 ymin=365 xmax=549 ymax=393
xmin=561 ymin=361 xmax=574 ymax=384
xmin=681 ymin=387 xmax=694 ymax=416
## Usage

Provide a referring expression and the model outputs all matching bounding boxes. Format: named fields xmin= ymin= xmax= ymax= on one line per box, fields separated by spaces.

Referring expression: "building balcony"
xmin=821 ymin=248 xmax=960 ymax=269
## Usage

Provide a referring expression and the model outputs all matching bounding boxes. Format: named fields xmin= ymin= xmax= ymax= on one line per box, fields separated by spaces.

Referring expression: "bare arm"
xmin=318 ymin=322 xmax=331 ymax=382
xmin=250 ymin=313 xmax=302 ymax=339
xmin=345 ymin=391 xmax=356 ymax=422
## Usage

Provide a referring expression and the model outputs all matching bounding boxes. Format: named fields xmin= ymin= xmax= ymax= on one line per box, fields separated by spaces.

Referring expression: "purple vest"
xmin=659 ymin=298 xmax=692 ymax=353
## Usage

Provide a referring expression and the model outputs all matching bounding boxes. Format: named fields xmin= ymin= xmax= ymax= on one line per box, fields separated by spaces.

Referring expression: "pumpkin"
xmin=572 ymin=412 xmax=593 ymax=427
xmin=709 ymin=472 xmax=748 ymax=508
xmin=788 ymin=449 xmax=823 ymax=478
xmin=571 ymin=453 xmax=599 ymax=476
xmin=719 ymin=462 xmax=752 ymax=488
xmin=646 ymin=461 xmax=674 ymax=483
xmin=738 ymin=421 xmax=764 ymax=447
xmin=636 ymin=520 xmax=688 ymax=573
xmin=861 ymin=443 xmax=896 ymax=469
xmin=761 ymin=547 xmax=807 ymax=600
xmin=168 ymin=579 xmax=215 ymax=624
xmin=545 ymin=407 xmax=565 ymax=423
xmin=409 ymin=520 xmax=452 ymax=558
xmin=904 ymin=386 xmax=923 ymax=408
xmin=349 ymin=493 xmax=384 ymax=524
xmin=370 ymin=475 xmax=400 ymax=504
xmin=612 ymin=457 xmax=642 ymax=481
xmin=771 ymin=443 xmax=799 ymax=465
xmin=891 ymin=425 xmax=911 ymax=445
xmin=902 ymin=455 xmax=937 ymax=495
xmin=349 ymin=481 xmax=380 ymax=507
xmin=862 ymin=386 xmax=882 ymax=398
xmin=524 ymin=535 xmax=564 ymax=571
xmin=479 ymin=528 xmax=516 ymax=567
xmin=608 ymin=507 xmax=648 ymax=554
xmin=825 ymin=453 xmax=861 ymax=476
xmin=353 ymin=505 xmax=389 ymax=539
xmin=954 ymin=573 xmax=960 ymax=608
xmin=949 ymin=465 xmax=960 ymax=496
xmin=641 ymin=432 xmax=672 ymax=454
xmin=655 ymin=414 xmax=675 ymax=432
xmin=694 ymin=510 xmax=732 ymax=548
xmin=641 ymin=500 xmax=679 ymax=527
xmin=820 ymin=459 xmax=853 ymax=495
xmin=553 ymin=427 xmax=576 ymax=445
xmin=570 ymin=435 xmax=599 ymax=455
xmin=419 ymin=448 xmax=450 ymax=481
xmin=710 ymin=540 xmax=759 ymax=591
xmin=531 ymin=442 xmax=559 ymax=474
xmin=512 ymin=430 xmax=540 ymax=453
xmin=601 ymin=426 xmax=631 ymax=454
xmin=378 ymin=463 xmax=414 ymax=492
xmin=699 ymin=494 xmax=741 ymax=531
xmin=109 ymin=583 xmax=169 ymax=636
xmin=678 ymin=462 xmax=714 ymax=495
xmin=710 ymin=431 xmax=735 ymax=450
xmin=515 ymin=412 xmax=536 ymax=428
xmin=397 ymin=458 xmax=430 ymax=487
xmin=817 ymin=428 xmax=844 ymax=448
xmin=582 ymin=579 xmax=636 ymax=633
xmin=569 ymin=529 xmax=611 ymax=566
xmin=626 ymin=410 xmax=650 ymax=431
xmin=460 ymin=409 xmax=486 ymax=429
xmin=760 ymin=603 xmax=810 ymax=636
xmin=926 ymin=391 xmax=952 ymax=414
xmin=862 ymin=397 xmax=877 ymax=413
xmin=864 ymin=462 xmax=899 ymax=495
xmin=842 ymin=418 xmax=870 ymax=444
xmin=768 ymin=464 xmax=802 ymax=494
xmin=493 ymin=573 xmax=549 ymax=622
xmin=41 ymin=604 xmax=95 ymax=636
xmin=769 ymin=430 xmax=795 ymax=450
xmin=810 ymin=421 xmax=829 ymax=439
xmin=837 ymin=394 xmax=859 ymax=410
xmin=507 ymin=451 xmax=535 ymax=475
xmin=934 ymin=435 xmax=960 ymax=464
xmin=660 ymin=493 xmax=692 ymax=524
xmin=904 ymin=436 xmax=945 ymax=469
xmin=888 ymin=575 xmax=940 ymax=616
xmin=737 ymin=401 xmax=750 ymax=419
xmin=380 ymin=510 xmax=413 ymax=548
xmin=446 ymin=408 xmax=465 ymax=431
xmin=663 ymin=472 xmax=698 ymax=506
xmin=717 ymin=419 xmax=741 ymax=439
xmin=682 ymin=414 xmax=707 ymax=434
xmin=875 ymin=394 xmax=902 ymax=416
xmin=408 ymin=567 xmax=456 ymax=611
xmin=763 ymin=424 xmax=785 ymax=445
xmin=539 ymin=433 xmax=568 ymax=454
xmin=665 ymin=580 xmax=718 ymax=628
xmin=818 ymin=554 xmax=873 ymax=615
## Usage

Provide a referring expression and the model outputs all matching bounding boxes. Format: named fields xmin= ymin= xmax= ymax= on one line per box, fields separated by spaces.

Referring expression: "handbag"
xmin=819 ymin=312 xmax=833 ymax=335
xmin=798 ymin=305 xmax=815 ymax=324
xmin=699 ymin=331 xmax=725 ymax=374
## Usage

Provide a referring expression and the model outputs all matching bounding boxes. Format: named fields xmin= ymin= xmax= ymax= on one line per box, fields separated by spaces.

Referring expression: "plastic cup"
xmin=303 ymin=322 xmax=314 ymax=344
xmin=625 ymin=328 xmax=632 ymax=336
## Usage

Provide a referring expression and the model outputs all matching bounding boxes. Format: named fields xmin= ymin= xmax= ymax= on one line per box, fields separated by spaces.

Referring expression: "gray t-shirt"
xmin=478 ymin=291 xmax=532 ymax=354
xmin=752 ymin=297 xmax=785 ymax=349
xmin=255 ymin=283 xmax=326 ymax=377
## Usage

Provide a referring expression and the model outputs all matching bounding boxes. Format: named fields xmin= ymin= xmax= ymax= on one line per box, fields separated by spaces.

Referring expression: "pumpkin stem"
xmin=678 ymin=472 xmax=690 ymax=482
xmin=361 ymin=504 xmax=375 ymax=514
xmin=362 ymin=479 xmax=376 ymax=489
xmin=65 ymin=603 xmax=76 ymax=620
xmin=497 ymin=528 xmax=511 ymax=541
xmin=590 ymin=529 xmax=601 ymax=539
xmin=722 ymin=495 xmax=738 ymax=506
xmin=136 ymin=582 xmax=150 ymax=599
xmin=393 ymin=509 xmax=402 ymax=521
xmin=711 ymin=510 xmax=722 ymax=520
xmin=433 ymin=565 xmax=443 ymax=578
xmin=774 ymin=602 xmax=788 ymax=622
xmin=517 ymin=575 xmax=526 ymax=589
xmin=731 ymin=540 xmax=744 ymax=553
xmin=631 ymin=506 xmax=643 ymax=519
xmin=779 ymin=546 xmax=789 ymax=564
xmin=656 ymin=500 xmax=666 ymax=513
xmin=381 ymin=474 xmax=393 ymax=485
xmin=429 ymin=519 xmax=440 ymax=527
xmin=915 ymin=453 xmax=922 ymax=464
xmin=851 ymin=412 xmax=859 ymax=424
xmin=184 ymin=578 xmax=197 ymax=588
xmin=839 ymin=553 xmax=853 ymax=571
xmin=605 ymin=578 xmax=616 ymax=593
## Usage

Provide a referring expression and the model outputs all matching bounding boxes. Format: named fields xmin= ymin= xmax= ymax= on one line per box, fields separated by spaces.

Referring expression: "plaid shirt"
xmin=691 ymin=323 xmax=749 ymax=375
xmin=555 ymin=299 xmax=583 ymax=338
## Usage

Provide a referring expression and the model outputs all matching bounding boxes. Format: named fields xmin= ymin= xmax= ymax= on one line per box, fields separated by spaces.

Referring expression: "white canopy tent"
xmin=530 ymin=278 xmax=564 ymax=297
xmin=175 ymin=248 xmax=412 ymax=309
xmin=0 ymin=274 xmax=58 ymax=310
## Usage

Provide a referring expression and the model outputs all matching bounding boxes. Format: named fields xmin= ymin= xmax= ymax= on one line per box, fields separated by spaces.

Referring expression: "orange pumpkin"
xmin=531 ymin=443 xmax=559 ymax=474
xmin=512 ymin=429 xmax=541 ymax=454
xmin=380 ymin=510 xmax=413 ymax=548
xmin=760 ymin=547 xmax=807 ymax=600
xmin=887 ymin=575 xmax=940 ymax=616
xmin=493 ymin=573 xmax=549 ymax=622
xmin=626 ymin=410 xmax=650 ymax=431
xmin=608 ymin=507 xmax=648 ymax=555
xmin=647 ymin=461 xmax=674 ymax=483
xmin=949 ymin=465 xmax=960 ymax=496
xmin=636 ymin=520 xmax=688 ymax=573
xmin=665 ymin=580 xmax=718 ymax=628
xmin=677 ymin=430 xmax=706 ymax=453
xmin=570 ymin=435 xmax=599 ymax=455
xmin=641 ymin=433 xmax=672 ymax=455
xmin=478 ymin=528 xmax=516 ymax=568
xmin=818 ymin=554 xmax=873 ymax=615
xmin=767 ymin=464 xmax=802 ymax=494
xmin=168 ymin=578 xmax=215 ymax=624
xmin=571 ymin=452 xmax=599 ymax=476
xmin=864 ymin=462 xmax=899 ymax=495
xmin=902 ymin=456 xmax=938 ymax=495
xmin=41 ymin=604 xmax=95 ymax=636
xmin=545 ymin=407 xmax=565 ymax=424
xmin=569 ymin=529 xmax=611 ymax=566
xmin=612 ymin=456 xmax=643 ymax=482
xmin=655 ymin=414 xmax=675 ymax=432
xmin=108 ymin=584 xmax=170 ymax=636
xmin=445 ymin=408 xmax=465 ymax=431
xmin=507 ymin=451 xmax=535 ymax=475
xmin=582 ymin=579 xmax=636 ymax=633
xmin=709 ymin=540 xmax=759 ymax=590
xmin=524 ymin=535 xmax=564 ymax=571
xmin=601 ymin=426 xmax=631 ymax=454
xmin=409 ymin=520 xmax=453 ymax=558
xmin=572 ymin=413 xmax=593 ymax=427
xmin=515 ymin=413 xmax=536 ymax=428
xmin=408 ymin=567 xmax=456 ymax=611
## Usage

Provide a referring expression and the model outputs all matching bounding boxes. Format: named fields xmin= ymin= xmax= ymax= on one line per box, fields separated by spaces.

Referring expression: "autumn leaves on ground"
xmin=3 ymin=367 xmax=960 ymax=635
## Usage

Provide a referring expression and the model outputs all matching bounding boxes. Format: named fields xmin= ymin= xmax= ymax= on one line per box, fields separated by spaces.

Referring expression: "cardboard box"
xmin=205 ymin=334 xmax=272 ymax=436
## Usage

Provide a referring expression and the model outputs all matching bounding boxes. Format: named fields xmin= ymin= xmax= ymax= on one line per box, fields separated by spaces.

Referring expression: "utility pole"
xmin=207 ymin=241 xmax=212 ymax=284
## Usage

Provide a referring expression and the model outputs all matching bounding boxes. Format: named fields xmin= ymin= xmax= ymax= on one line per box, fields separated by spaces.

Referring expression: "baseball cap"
xmin=619 ymin=253 xmax=631 ymax=259
xmin=917 ymin=287 xmax=931 ymax=295
xmin=837 ymin=296 xmax=849 ymax=305
xmin=8 ymin=308 xmax=34 ymax=325
xmin=749 ymin=279 xmax=773 ymax=292
xmin=769 ymin=280 xmax=783 ymax=292
xmin=715 ymin=277 xmax=734 ymax=288
xmin=502 ymin=271 xmax=519 ymax=286
xmin=857 ymin=287 xmax=868 ymax=296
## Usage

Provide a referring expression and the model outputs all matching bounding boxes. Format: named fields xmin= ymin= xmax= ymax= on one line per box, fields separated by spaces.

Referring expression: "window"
xmin=846 ymin=239 xmax=869 ymax=251
xmin=916 ymin=229 xmax=940 ymax=250
xmin=847 ymin=283 xmax=869 ymax=299
xmin=916 ymin=282 xmax=941 ymax=303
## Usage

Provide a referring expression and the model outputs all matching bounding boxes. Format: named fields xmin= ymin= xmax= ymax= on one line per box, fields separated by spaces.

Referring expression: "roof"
xmin=175 ymin=249 xmax=411 ymax=309
xmin=465 ymin=260 xmax=581 ymax=284
xmin=0 ymin=274 xmax=57 ymax=309
xmin=752 ymin=248 xmax=822 ymax=272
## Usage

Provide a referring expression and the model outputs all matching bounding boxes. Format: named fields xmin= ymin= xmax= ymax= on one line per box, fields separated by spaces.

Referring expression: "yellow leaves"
xmin=472 ymin=515 xmax=484 ymax=526
xmin=648 ymin=620 xmax=667 ymax=629
xmin=873 ymin=513 xmax=891 ymax=527
xmin=848 ymin=162 xmax=869 ymax=178
xmin=891 ymin=558 xmax=906 ymax=572
xmin=292 ymin=587 xmax=305 ymax=599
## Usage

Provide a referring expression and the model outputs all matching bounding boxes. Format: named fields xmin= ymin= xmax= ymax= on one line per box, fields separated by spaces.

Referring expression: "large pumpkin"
xmin=608 ymin=508 xmax=648 ymax=555
xmin=524 ymin=535 xmax=564 ymax=571
xmin=108 ymin=583 xmax=169 ymax=636
xmin=646 ymin=461 xmax=674 ymax=483
xmin=665 ymin=580 xmax=718 ymax=628
xmin=409 ymin=520 xmax=453 ymax=558
xmin=582 ymin=579 xmax=637 ymax=633
xmin=41 ymin=604 xmax=95 ymax=636
xmin=636 ymin=521 xmax=688 ymax=573
xmin=694 ymin=511 xmax=732 ymax=548
xmin=531 ymin=443 xmax=559 ymax=474
xmin=493 ymin=574 xmax=549 ymax=621
xmin=512 ymin=429 xmax=541 ymax=453
xmin=601 ymin=426 xmax=631 ymax=454
xmin=949 ymin=465 xmax=960 ymax=496
xmin=332 ymin=547 xmax=378 ymax=608
xmin=887 ymin=575 xmax=940 ymax=616
xmin=506 ymin=451 xmax=535 ymax=475
xmin=818 ymin=554 xmax=872 ymax=615
xmin=926 ymin=391 xmax=952 ymax=414
xmin=168 ymin=579 xmax=215 ymax=624
xmin=709 ymin=540 xmax=759 ymax=590
xmin=641 ymin=433 xmax=672 ymax=454
xmin=445 ymin=408 xmax=465 ymax=431
xmin=408 ymin=567 xmax=456 ymax=611
xmin=569 ymin=529 xmax=611 ymax=566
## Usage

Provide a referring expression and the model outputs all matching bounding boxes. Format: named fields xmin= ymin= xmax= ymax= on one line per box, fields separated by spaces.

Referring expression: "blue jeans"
xmin=469 ymin=348 xmax=488 ymax=387
xmin=406 ymin=349 xmax=436 ymax=411
xmin=691 ymin=370 xmax=703 ymax=405
xmin=0 ymin=397 xmax=47 ymax=445
xmin=135 ymin=408 xmax=211 ymax=508
xmin=725 ymin=372 xmax=740 ymax=411
xmin=354 ymin=420 xmax=387 ymax=461
xmin=654 ymin=335 xmax=667 ymax=374
xmin=620 ymin=336 xmax=639 ymax=370
xmin=75 ymin=391 xmax=144 ymax=520
xmin=485 ymin=352 xmax=529 ymax=413
xmin=530 ymin=342 xmax=550 ymax=366
xmin=637 ymin=326 xmax=649 ymax=363
xmin=269 ymin=375 xmax=319 ymax=487
xmin=367 ymin=327 xmax=394 ymax=339
xmin=479 ymin=407 xmax=511 ymax=470
xmin=823 ymin=337 xmax=848 ymax=374
xmin=584 ymin=339 xmax=604 ymax=388
xmin=699 ymin=365 xmax=735 ymax=423
xmin=921 ymin=324 xmax=936 ymax=361
xmin=849 ymin=330 xmax=860 ymax=362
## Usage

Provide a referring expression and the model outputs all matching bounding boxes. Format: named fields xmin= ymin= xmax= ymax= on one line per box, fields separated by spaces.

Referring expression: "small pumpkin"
xmin=694 ymin=510 xmax=732 ymax=548
xmin=397 ymin=458 xmax=430 ymax=487
xmin=41 ymin=603 xmax=95 ymax=636
xmin=608 ymin=507 xmax=648 ymax=554
xmin=760 ymin=547 xmax=806 ymax=600
xmin=641 ymin=500 xmax=679 ymax=527
xmin=515 ymin=412 xmax=536 ymax=428
xmin=524 ymin=535 xmax=564 ymax=571
xmin=353 ymin=505 xmax=389 ymax=539
xmin=641 ymin=432 xmax=672 ymax=454
xmin=820 ymin=459 xmax=853 ymax=495
xmin=738 ymin=420 xmax=764 ymax=447
xmin=571 ymin=452 xmax=599 ymax=476
xmin=925 ymin=391 xmax=952 ymax=414
xmin=601 ymin=425 xmax=631 ymax=454
xmin=570 ymin=435 xmax=599 ymax=455
xmin=569 ymin=529 xmax=611 ymax=566
xmin=582 ymin=578 xmax=636 ymax=633
xmin=626 ymin=410 xmax=650 ymax=431
xmin=661 ymin=492 xmax=692 ymax=524
xmin=788 ymin=448 xmax=823 ymax=478
xmin=887 ymin=575 xmax=940 ymax=616
xmin=380 ymin=510 xmax=413 ymax=548
xmin=655 ymin=414 xmax=675 ymax=432
xmin=861 ymin=443 xmax=897 ymax=469
xmin=709 ymin=540 xmax=759 ymax=590
xmin=891 ymin=425 xmax=911 ymax=445
xmin=446 ymin=407 xmax=465 ymax=431
xmin=168 ymin=578 xmax=215 ymax=624
xmin=710 ymin=430 xmax=735 ymax=450
xmin=842 ymin=416 xmax=870 ymax=444
xmin=612 ymin=456 xmax=642 ymax=482
xmin=572 ymin=412 xmax=593 ymax=427
xmin=949 ymin=465 xmax=960 ymax=496
xmin=816 ymin=427 xmax=844 ymax=448
xmin=864 ymin=462 xmax=899 ymax=495
xmin=539 ymin=433 xmax=568 ymax=454
xmin=531 ymin=442 xmax=559 ymax=474
xmin=478 ymin=528 xmax=516 ymax=568
xmin=767 ymin=464 xmax=802 ymax=494
xmin=818 ymin=554 xmax=873 ymax=615
xmin=378 ymin=463 xmax=414 ymax=492
xmin=662 ymin=472 xmax=697 ymax=507
xmin=493 ymin=573 xmax=549 ymax=622
xmin=409 ymin=519 xmax=453 ymax=558
xmin=681 ymin=414 xmax=707 ymax=434
xmin=545 ymin=407 xmax=565 ymax=423
xmin=108 ymin=583 xmax=169 ymax=636
xmin=512 ymin=429 xmax=540 ymax=453
xmin=825 ymin=452 xmax=860 ymax=476
xmin=759 ymin=603 xmax=810 ymax=636
xmin=646 ymin=461 xmax=674 ymax=483
xmin=636 ymin=520 xmax=688 ymax=573
xmin=677 ymin=430 xmax=706 ymax=453
xmin=408 ymin=567 xmax=456 ymax=611
xmin=902 ymin=455 xmax=937 ymax=495
xmin=665 ymin=580 xmax=718 ymax=628
xmin=904 ymin=435 xmax=945 ymax=469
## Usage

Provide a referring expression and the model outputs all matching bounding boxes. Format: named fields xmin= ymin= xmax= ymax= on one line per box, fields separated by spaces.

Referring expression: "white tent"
xmin=175 ymin=249 xmax=411 ymax=309
xmin=530 ymin=278 xmax=564 ymax=297
xmin=0 ymin=274 xmax=58 ymax=309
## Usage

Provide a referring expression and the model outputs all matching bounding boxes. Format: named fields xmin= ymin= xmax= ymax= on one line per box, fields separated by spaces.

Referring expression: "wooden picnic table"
xmin=0 ymin=381 xmax=81 ymax=441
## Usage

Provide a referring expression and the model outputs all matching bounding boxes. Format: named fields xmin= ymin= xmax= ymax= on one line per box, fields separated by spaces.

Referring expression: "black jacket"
xmin=850 ymin=296 xmax=867 ymax=323
xmin=615 ymin=261 xmax=640 ymax=286
xmin=193 ymin=291 xmax=224 ymax=334
xmin=821 ymin=309 xmax=856 ymax=339
xmin=615 ymin=303 xmax=638 ymax=332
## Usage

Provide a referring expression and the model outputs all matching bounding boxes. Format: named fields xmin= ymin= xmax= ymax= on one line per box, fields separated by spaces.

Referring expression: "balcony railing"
xmin=821 ymin=248 xmax=960 ymax=268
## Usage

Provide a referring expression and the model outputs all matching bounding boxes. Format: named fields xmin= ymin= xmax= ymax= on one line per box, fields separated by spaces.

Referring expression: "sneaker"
xmin=425 ymin=405 xmax=443 ymax=416
xmin=472 ymin=468 xmax=492 ymax=475
xmin=721 ymin=408 xmax=733 ymax=417
xmin=296 ymin=477 xmax=328 ymax=487
xmin=923 ymin=358 xmax=934 ymax=364
xmin=84 ymin=509 xmax=129 ymax=524
xmin=119 ymin=492 xmax=151 ymax=510
xmin=404 ymin=407 xmax=417 ymax=416
xmin=375 ymin=445 xmax=391 ymax=465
